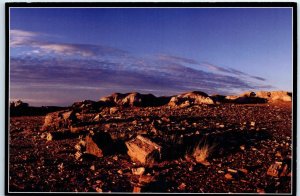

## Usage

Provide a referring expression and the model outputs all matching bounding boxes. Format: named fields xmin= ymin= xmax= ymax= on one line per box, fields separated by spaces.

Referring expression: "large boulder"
xmin=42 ymin=110 xmax=78 ymax=131
xmin=126 ymin=135 xmax=161 ymax=165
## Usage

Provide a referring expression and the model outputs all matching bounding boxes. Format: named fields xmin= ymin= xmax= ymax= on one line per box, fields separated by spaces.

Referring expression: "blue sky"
xmin=10 ymin=8 xmax=293 ymax=106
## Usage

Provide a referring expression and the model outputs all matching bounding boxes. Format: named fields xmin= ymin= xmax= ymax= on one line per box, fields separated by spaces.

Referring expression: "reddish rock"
xmin=126 ymin=135 xmax=161 ymax=165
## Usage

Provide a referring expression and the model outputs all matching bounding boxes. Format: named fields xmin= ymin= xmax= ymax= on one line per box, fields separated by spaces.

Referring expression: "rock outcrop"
xmin=225 ymin=91 xmax=292 ymax=104
xmin=256 ymin=91 xmax=292 ymax=102
xmin=168 ymin=91 xmax=214 ymax=107
xmin=100 ymin=92 xmax=170 ymax=107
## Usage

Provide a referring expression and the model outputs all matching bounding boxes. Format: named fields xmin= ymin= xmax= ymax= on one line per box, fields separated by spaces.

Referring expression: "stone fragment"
xmin=125 ymin=135 xmax=161 ymax=165
xmin=42 ymin=110 xmax=77 ymax=131
xmin=280 ymin=164 xmax=289 ymax=177
xmin=178 ymin=183 xmax=186 ymax=191
xmin=228 ymin=168 xmax=238 ymax=173
xmin=225 ymin=173 xmax=233 ymax=180
xmin=133 ymin=186 xmax=141 ymax=193
xmin=257 ymin=188 xmax=265 ymax=193
xmin=267 ymin=162 xmax=282 ymax=177
xmin=85 ymin=131 xmax=114 ymax=157
xmin=238 ymin=168 xmax=248 ymax=175
xmin=132 ymin=167 xmax=145 ymax=175
xmin=240 ymin=145 xmax=245 ymax=150
xmin=90 ymin=165 xmax=95 ymax=171
xmin=109 ymin=107 xmax=119 ymax=114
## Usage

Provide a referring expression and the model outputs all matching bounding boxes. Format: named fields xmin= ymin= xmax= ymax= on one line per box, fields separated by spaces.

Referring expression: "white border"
xmin=6 ymin=4 xmax=295 ymax=195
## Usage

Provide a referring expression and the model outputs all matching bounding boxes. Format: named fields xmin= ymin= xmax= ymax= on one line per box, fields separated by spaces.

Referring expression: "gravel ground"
xmin=8 ymin=102 xmax=292 ymax=193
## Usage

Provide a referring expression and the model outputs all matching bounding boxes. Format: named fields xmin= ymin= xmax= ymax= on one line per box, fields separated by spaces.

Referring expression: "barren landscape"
xmin=9 ymin=90 xmax=293 ymax=193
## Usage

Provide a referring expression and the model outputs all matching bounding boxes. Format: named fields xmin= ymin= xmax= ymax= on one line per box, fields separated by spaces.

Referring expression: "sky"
xmin=9 ymin=7 xmax=293 ymax=106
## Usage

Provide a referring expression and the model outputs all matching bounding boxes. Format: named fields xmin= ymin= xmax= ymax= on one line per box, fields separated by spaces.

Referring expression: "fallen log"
xmin=125 ymin=135 xmax=161 ymax=166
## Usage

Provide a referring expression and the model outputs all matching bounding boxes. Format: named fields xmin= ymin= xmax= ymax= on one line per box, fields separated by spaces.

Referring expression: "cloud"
xmin=157 ymin=54 xmax=266 ymax=82
xmin=9 ymin=29 xmax=272 ymax=106
xmin=10 ymin=57 xmax=268 ymax=102
xmin=10 ymin=29 xmax=128 ymax=57
xmin=10 ymin=29 xmax=39 ymax=46
xmin=251 ymin=76 xmax=266 ymax=81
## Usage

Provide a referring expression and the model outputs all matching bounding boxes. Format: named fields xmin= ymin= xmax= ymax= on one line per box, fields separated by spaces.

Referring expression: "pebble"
xmin=224 ymin=173 xmax=233 ymax=180
xmin=132 ymin=167 xmax=145 ymax=175
xmin=178 ymin=183 xmax=186 ymax=191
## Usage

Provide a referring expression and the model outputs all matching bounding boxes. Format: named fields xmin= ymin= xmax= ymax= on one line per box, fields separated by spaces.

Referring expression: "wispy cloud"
xmin=10 ymin=29 xmax=128 ymax=57
xmin=157 ymin=54 xmax=266 ymax=82
xmin=10 ymin=29 xmax=39 ymax=46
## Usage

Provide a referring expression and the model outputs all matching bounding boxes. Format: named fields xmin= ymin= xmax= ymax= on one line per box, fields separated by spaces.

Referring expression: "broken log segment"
xmin=125 ymin=135 xmax=161 ymax=166
xmin=46 ymin=129 xmax=88 ymax=141
xmin=84 ymin=131 xmax=115 ymax=157
xmin=42 ymin=110 xmax=78 ymax=131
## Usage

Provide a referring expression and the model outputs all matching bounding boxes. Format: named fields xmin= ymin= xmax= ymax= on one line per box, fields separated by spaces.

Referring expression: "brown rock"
xmin=133 ymin=186 xmax=141 ymax=193
xmin=85 ymin=135 xmax=103 ymax=157
xmin=257 ymin=188 xmax=265 ymax=194
xmin=85 ymin=131 xmax=114 ymax=157
xmin=238 ymin=168 xmax=248 ymax=175
xmin=228 ymin=168 xmax=238 ymax=173
xmin=225 ymin=173 xmax=233 ymax=180
xmin=42 ymin=110 xmax=77 ymax=131
xmin=267 ymin=162 xmax=282 ymax=177
xmin=125 ymin=135 xmax=161 ymax=165
xmin=109 ymin=107 xmax=119 ymax=114
xmin=132 ymin=167 xmax=145 ymax=175
xmin=178 ymin=182 xmax=186 ymax=191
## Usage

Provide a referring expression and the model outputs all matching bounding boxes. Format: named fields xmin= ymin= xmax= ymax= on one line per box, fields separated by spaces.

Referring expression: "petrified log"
xmin=42 ymin=110 xmax=78 ymax=131
xmin=46 ymin=129 xmax=86 ymax=141
xmin=125 ymin=135 xmax=161 ymax=165
xmin=85 ymin=131 xmax=114 ymax=157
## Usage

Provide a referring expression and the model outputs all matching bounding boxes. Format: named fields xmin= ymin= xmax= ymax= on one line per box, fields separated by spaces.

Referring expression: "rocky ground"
xmin=9 ymin=101 xmax=292 ymax=193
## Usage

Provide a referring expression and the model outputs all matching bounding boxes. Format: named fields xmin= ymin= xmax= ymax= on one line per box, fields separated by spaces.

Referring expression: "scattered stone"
xmin=267 ymin=162 xmax=282 ymax=177
xmin=132 ymin=167 xmax=145 ymax=176
xmin=280 ymin=164 xmax=289 ymax=177
xmin=117 ymin=170 xmax=123 ymax=175
xmin=238 ymin=169 xmax=248 ymax=175
xmin=110 ymin=107 xmax=119 ymax=114
xmin=225 ymin=173 xmax=233 ymax=180
xmin=90 ymin=165 xmax=95 ymax=171
xmin=74 ymin=151 xmax=82 ymax=161
xmin=95 ymin=187 xmax=103 ymax=192
xmin=133 ymin=186 xmax=141 ymax=193
xmin=178 ymin=182 xmax=186 ymax=191
xmin=257 ymin=188 xmax=265 ymax=194
xmin=228 ymin=168 xmax=238 ymax=173
xmin=85 ymin=131 xmax=114 ymax=157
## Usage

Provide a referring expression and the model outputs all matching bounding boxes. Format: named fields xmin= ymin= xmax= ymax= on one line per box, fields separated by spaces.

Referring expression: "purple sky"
xmin=9 ymin=8 xmax=293 ymax=106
